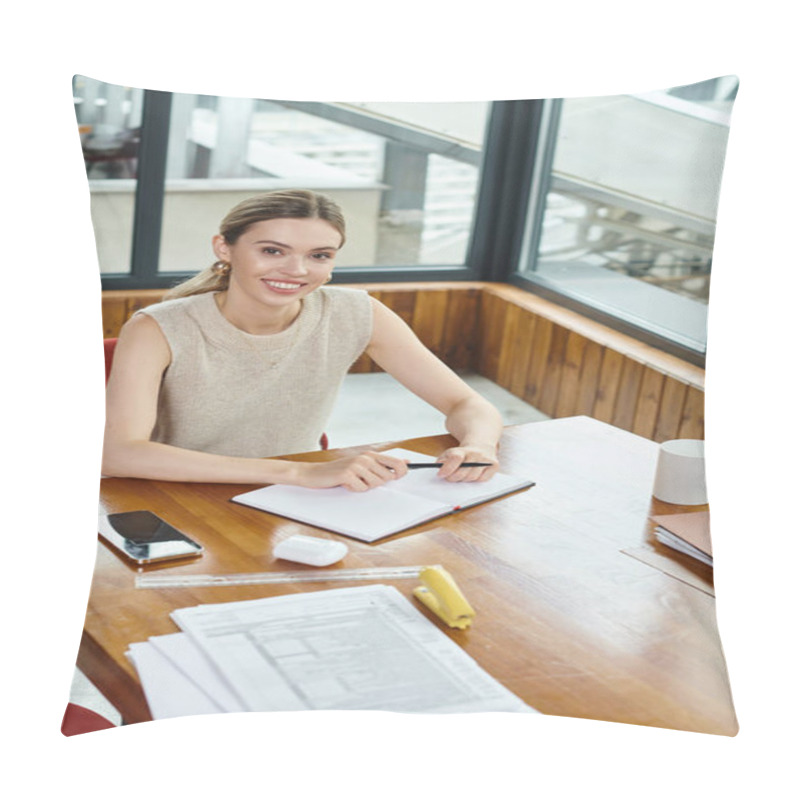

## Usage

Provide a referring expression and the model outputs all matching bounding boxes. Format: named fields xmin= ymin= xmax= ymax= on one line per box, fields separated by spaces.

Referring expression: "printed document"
xmin=168 ymin=584 xmax=532 ymax=714
xmin=127 ymin=637 xmax=225 ymax=719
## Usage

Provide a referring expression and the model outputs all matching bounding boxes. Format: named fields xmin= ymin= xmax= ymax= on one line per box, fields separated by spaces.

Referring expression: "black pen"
xmin=406 ymin=462 xmax=494 ymax=469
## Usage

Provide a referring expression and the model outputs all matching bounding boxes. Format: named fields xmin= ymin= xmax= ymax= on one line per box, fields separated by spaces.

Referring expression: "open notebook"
xmin=231 ymin=448 xmax=535 ymax=542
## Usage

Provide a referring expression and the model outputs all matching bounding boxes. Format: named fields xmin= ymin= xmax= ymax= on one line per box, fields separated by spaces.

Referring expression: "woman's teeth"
xmin=264 ymin=280 xmax=303 ymax=290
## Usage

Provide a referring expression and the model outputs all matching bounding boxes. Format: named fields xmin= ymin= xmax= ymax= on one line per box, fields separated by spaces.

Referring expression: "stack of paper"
xmin=126 ymin=584 xmax=534 ymax=720
xmin=651 ymin=511 xmax=713 ymax=567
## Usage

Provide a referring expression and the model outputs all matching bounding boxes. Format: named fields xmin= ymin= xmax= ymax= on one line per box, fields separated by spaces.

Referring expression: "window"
xmin=160 ymin=98 xmax=488 ymax=273
xmin=75 ymin=77 xmax=490 ymax=281
xmin=514 ymin=78 xmax=737 ymax=362
xmin=73 ymin=76 xmax=144 ymax=274
xmin=77 ymin=76 xmax=735 ymax=364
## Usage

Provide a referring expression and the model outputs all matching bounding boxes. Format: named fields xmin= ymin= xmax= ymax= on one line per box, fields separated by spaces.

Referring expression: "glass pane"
xmin=73 ymin=75 xmax=143 ymax=275
xmin=522 ymin=77 xmax=738 ymax=352
xmin=158 ymin=94 xmax=489 ymax=272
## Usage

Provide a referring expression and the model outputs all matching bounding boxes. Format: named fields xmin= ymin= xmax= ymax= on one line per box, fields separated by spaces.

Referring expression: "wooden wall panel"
xmin=473 ymin=283 xmax=705 ymax=441
xmin=102 ymin=290 xmax=164 ymax=339
xmin=505 ymin=311 xmax=537 ymax=399
xmin=378 ymin=289 xmax=416 ymax=327
xmin=476 ymin=291 xmax=507 ymax=382
xmin=102 ymin=297 xmax=130 ymax=339
xmin=439 ymin=288 xmax=480 ymax=373
xmin=536 ymin=324 xmax=569 ymax=418
xmin=495 ymin=302 xmax=526 ymax=390
xmin=555 ymin=331 xmax=588 ymax=418
xmin=101 ymin=282 xmax=705 ymax=442
xmin=632 ymin=367 xmax=666 ymax=440
xmin=411 ymin=290 xmax=450 ymax=354
xmin=574 ymin=339 xmax=605 ymax=417
xmin=523 ymin=316 xmax=554 ymax=410
xmin=347 ymin=287 xmax=469 ymax=375
xmin=612 ymin=359 xmax=645 ymax=432
xmin=592 ymin=349 xmax=625 ymax=424
xmin=677 ymin=386 xmax=705 ymax=440
xmin=652 ymin=377 xmax=689 ymax=443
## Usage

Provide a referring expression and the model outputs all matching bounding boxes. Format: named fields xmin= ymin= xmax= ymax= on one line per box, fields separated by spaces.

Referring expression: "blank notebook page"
xmin=242 ymin=483 xmax=448 ymax=540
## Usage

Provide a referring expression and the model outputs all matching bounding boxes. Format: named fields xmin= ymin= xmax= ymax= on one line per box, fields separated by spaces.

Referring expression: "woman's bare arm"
xmin=101 ymin=313 xmax=408 ymax=489
xmin=365 ymin=298 xmax=503 ymax=482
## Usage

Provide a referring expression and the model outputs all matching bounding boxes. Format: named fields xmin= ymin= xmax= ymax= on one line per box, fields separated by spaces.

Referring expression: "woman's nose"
xmin=282 ymin=254 xmax=308 ymax=275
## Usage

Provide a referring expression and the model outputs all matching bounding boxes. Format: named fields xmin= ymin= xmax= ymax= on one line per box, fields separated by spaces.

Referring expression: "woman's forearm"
xmin=101 ymin=439 xmax=413 ymax=491
xmin=101 ymin=439 xmax=305 ymax=485
xmin=444 ymin=394 xmax=504 ymax=452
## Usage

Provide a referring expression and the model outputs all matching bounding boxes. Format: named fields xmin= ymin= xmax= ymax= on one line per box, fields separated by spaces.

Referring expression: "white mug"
xmin=652 ymin=439 xmax=707 ymax=505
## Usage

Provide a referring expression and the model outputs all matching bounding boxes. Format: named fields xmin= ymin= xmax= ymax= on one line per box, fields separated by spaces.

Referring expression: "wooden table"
xmin=79 ymin=416 xmax=737 ymax=735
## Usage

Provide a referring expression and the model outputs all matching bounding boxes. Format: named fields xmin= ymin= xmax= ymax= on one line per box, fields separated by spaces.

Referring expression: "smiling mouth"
xmin=263 ymin=279 xmax=306 ymax=291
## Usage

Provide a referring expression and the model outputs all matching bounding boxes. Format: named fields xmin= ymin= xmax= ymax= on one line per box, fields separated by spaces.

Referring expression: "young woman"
xmin=102 ymin=189 xmax=503 ymax=492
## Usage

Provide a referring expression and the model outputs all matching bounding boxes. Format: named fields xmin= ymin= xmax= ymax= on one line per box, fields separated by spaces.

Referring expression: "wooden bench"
xmin=101 ymin=281 xmax=704 ymax=442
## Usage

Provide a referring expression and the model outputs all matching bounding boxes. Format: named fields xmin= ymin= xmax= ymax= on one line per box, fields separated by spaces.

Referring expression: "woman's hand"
xmin=297 ymin=451 xmax=410 ymax=492
xmin=433 ymin=446 xmax=500 ymax=483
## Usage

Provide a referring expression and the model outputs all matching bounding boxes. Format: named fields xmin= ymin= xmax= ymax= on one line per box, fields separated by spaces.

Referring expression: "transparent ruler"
xmin=135 ymin=565 xmax=438 ymax=589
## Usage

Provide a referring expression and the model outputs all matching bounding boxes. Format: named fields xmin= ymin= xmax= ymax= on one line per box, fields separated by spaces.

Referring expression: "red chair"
xmin=103 ymin=337 xmax=329 ymax=449
xmin=103 ymin=337 xmax=117 ymax=383
xmin=61 ymin=702 xmax=116 ymax=736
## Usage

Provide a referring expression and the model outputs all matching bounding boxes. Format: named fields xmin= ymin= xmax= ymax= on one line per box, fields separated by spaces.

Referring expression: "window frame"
xmin=94 ymin=90 xmax=710 ymax=366
xmin=97 ymin=95 xmax=544 ymax=290
xmin=506 ymin=93 xmax=714 ymax=368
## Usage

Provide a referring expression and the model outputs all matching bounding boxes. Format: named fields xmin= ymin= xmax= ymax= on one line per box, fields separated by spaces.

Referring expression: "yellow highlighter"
xmin=413 ymin=566 xmax=475 ymax=629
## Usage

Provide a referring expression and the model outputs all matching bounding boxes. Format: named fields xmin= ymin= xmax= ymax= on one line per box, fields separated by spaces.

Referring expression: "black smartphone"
xmin=98 ymin=510 xmax=204 ymax=565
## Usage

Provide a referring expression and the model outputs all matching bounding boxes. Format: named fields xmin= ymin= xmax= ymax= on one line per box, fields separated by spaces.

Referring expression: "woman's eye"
xmin=263 ymin=248 xmax=282 ymax=255
xmin=313 ymin=252 xmax=333 ymax=260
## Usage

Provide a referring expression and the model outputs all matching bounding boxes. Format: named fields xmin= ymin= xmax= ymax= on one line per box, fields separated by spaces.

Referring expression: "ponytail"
xmin=163 ymin=263 xmax=229 ymax=301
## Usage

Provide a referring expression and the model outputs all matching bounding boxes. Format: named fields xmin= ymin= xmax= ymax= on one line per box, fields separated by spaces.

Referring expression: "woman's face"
xmin=213 ymin=217 xmax=342 ymax=311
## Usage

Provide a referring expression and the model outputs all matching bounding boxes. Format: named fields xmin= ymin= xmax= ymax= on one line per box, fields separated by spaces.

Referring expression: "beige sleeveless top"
xmin=138 ymin=287 xmax=373 ymax=458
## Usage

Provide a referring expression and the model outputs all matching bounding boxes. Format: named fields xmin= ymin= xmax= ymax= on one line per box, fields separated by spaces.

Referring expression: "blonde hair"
xmin=163 ymin=189 xmax=347 ymax=301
